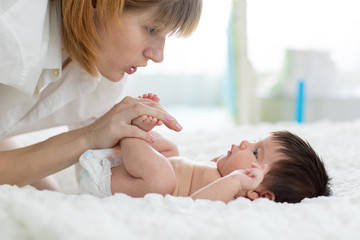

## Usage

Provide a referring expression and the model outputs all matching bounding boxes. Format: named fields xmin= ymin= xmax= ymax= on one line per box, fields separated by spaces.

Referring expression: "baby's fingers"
xmin=250 ymin=162 xmax=262 ymax=169
xmin=251 ymin=168 xmax=265 ymax=182
xmin=244 ymin=169 xmax=258 ymax=179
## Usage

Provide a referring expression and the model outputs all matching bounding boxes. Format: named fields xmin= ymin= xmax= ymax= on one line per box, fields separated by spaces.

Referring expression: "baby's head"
xmin=260 ymin=131 xmax=331 ymax=203
xmin=216 ymin=130 xmax=331 ymax=203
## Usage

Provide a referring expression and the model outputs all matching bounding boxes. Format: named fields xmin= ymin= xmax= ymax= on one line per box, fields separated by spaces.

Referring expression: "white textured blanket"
xmin=1 ymin=120 xmax=360 ymax=240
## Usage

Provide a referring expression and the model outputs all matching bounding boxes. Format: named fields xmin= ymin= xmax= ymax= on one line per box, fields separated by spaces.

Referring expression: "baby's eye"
xmin=146 ymin=26 xmax=157 ymax=34
xmin=253 ymin=149 xmax=258 ymax=158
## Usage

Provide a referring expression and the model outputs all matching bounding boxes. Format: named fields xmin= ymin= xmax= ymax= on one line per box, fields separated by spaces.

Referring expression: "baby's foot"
xmin=132 ymin=93 xmax=162 ymax=132
xmin=138 ymin=93 xmax=160 ymax=103
xmin=132 ymin=115 xmax=163 ymax=132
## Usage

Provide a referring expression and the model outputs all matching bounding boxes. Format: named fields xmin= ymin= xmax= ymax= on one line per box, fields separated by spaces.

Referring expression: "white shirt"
xmin=0 ymin=0 xmax=126 ymax=139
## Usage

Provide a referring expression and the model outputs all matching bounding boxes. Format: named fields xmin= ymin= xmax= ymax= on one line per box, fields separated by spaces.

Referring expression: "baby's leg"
xmin=148 ymin=131 xmax=179 ymax=157
xmin=111 ymin=138 xmax=176 ymax=197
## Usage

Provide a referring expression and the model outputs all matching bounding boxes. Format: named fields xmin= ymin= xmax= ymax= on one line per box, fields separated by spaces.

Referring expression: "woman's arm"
xmin=0 ymin=128 xmax=88 ymax=186
xmin=0 ymin=96 xmax=181 ymax=186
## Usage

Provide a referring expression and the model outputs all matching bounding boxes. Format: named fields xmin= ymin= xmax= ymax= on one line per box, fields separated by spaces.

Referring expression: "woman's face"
xmin=94 ymin=8 xmax=166 ymax=82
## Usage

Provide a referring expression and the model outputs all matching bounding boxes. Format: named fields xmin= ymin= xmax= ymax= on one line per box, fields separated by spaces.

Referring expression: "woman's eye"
xmin=253 ymin=149 xmax=258 ymax=158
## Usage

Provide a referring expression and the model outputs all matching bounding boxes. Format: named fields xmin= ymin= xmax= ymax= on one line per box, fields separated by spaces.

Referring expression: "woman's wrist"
xmin=77 ymin=127 xmax=93 ymax=154
xmin=47 ymin=128 xmax=91 ymax=166
xmin=80 ymin=124 xmax=95 ymax=150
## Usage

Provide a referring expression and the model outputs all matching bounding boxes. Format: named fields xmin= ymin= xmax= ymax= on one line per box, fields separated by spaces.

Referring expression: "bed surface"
xmin=1 ymin=120 xmax=360 ymax=240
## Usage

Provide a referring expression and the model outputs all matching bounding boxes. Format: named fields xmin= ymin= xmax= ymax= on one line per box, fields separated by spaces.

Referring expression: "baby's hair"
xmin=261 ymin=131 xmax=331 ymax=203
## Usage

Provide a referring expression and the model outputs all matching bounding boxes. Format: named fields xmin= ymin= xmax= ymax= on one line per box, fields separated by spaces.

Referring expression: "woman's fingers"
xmin=84 ymin=96 xmax=182 ymax=149
xmin=121 ymin=97 xmax=182 ymax=132
xmin=159 ymin=114 xmax=182 ymax=131
xmin=125 ymin=125 xmax=157 ymax=143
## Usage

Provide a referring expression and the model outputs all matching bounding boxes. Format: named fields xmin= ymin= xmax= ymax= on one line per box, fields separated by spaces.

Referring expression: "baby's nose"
xmin=239 ymin=140 xmax=250 ymax=150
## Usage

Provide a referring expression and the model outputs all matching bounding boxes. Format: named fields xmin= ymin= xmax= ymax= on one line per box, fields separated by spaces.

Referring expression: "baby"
xmin=79 ymin=94 xmax=331 ymax=203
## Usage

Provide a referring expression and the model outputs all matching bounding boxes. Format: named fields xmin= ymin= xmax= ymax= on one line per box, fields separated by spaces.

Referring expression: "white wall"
xmin=247 ymin=0 xmax=360 ymax=122
xmin=247 ymin=0 xmax=360 ymax=81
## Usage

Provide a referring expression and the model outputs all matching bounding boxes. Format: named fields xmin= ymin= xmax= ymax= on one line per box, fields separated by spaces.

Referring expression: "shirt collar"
xmin=43 ymin=1 xmax=62 ymax=70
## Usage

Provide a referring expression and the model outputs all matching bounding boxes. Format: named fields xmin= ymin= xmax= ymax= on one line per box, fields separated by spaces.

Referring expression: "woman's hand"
xmin=83 ymin=96 xmax=182 ymax=149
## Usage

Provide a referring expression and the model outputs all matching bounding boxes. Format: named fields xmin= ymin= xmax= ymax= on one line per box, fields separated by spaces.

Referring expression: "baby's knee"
xmin=162 ymin=142 xmax=179 ymax=158
xmin=168 ymin=143 xmax=179 ymax=157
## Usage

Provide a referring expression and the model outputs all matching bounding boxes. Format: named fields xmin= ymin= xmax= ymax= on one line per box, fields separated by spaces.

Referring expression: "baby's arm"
xmin=110 ymin=137 xmax=176 ymax=197
xmin=190 ymin=163 xmax=265 ymax=203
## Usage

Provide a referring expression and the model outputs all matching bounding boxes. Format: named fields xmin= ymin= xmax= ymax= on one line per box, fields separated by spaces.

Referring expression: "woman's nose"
xmin=144 ymin=37 xmax=165 ymax=63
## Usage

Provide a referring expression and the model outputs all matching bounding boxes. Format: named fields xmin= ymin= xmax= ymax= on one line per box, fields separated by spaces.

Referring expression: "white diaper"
xmin=79 ymin=149 xmax=123 ymax=198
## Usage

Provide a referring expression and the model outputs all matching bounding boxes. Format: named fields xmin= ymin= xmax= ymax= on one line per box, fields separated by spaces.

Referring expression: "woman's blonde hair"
xmin=61 ymin=0 xmax=202 ymax=76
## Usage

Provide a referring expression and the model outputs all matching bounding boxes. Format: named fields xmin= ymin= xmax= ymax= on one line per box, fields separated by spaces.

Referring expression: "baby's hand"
xmin=131 ymin=93 xmax=163 ymax=132
xmin=231 ymin=162 xmax=267 ymax=197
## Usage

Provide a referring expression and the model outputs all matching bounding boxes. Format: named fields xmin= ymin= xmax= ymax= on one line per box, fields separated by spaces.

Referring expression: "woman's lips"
xmin=127 ymin=66 xmax=137 ymax=75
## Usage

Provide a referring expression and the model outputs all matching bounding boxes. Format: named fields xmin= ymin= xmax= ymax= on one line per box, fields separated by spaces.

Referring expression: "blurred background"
xmin=124 ymin=0 xmax=360 ymax=131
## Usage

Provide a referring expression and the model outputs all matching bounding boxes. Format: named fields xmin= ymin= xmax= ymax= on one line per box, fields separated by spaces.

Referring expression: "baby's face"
xmin=216 ymin=135 xmax=282 ymax=177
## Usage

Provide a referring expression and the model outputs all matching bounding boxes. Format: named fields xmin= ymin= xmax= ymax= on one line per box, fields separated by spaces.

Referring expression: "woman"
xmin=0 ymin=0 xmax=202 ymax=190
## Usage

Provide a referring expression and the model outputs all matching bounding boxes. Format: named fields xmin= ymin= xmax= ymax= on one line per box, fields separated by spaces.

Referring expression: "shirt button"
xmin=53 ymin=69 xmax=60 ymax=78
xmin=34 ymin=87 xmax=39 ymax=95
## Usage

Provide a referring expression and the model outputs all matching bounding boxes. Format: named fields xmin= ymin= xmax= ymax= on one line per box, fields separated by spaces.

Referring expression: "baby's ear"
xmin=261 ymin=191 xmax=275 ymax=201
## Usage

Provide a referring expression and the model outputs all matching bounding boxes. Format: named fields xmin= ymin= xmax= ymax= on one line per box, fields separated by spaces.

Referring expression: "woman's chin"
xmin=104 ymin=72 xmax=125 ymax=82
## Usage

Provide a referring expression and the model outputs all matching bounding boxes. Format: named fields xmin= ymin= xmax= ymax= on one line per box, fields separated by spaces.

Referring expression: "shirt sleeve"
xmin=0 ymin=0 xmax=49 ymax=96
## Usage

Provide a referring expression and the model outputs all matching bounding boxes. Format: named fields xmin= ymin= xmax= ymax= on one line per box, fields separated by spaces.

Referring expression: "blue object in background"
xmin=295 ymin=79 xmax=305 ymax=123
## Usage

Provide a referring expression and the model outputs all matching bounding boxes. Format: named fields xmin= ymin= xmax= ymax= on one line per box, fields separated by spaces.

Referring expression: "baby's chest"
xmin=170 ymin=158 xmax=195 ymax=196
xmin=170 ymin=159 xmax=219 ymax=197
